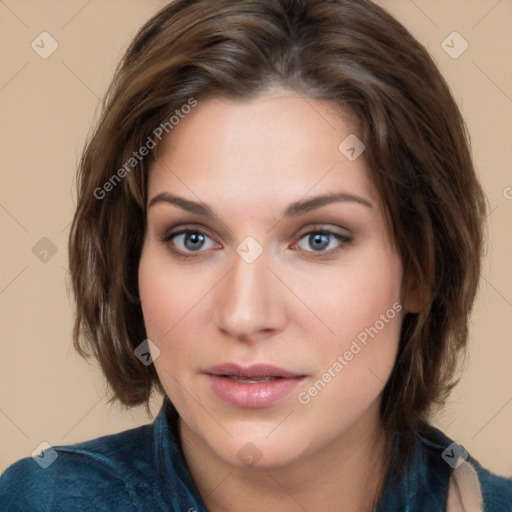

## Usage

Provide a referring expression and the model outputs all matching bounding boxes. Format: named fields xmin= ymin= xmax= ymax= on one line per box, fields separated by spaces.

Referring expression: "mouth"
xmin=203 ymin=363 xmax=307 ymax=408
xmin=204 ymin=362 xmax=305 ymax=379
xmin=222 ymin=375 xmax=283 ymax=383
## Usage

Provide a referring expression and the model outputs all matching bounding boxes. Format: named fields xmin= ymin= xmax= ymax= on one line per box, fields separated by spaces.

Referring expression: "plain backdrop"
xmin=0 ymin=0 xmax=511 ymax=477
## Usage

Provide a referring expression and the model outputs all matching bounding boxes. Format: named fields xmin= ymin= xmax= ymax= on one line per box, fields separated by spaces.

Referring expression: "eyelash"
xmin=160 ymin=225 xmax=352 ymax=260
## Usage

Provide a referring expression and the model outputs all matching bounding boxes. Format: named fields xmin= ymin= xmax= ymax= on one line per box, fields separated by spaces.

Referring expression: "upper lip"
xmin=204 ymin=363 xmax=305 ymax=379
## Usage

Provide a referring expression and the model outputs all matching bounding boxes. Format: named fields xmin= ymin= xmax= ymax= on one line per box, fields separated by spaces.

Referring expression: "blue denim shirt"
xmin=1 ymin=397 xmax=511 ymax=511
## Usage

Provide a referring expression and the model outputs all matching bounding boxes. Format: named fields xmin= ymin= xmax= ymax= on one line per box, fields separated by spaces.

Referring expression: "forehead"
xmin=148 ymin=91 xmax=380 ymax=215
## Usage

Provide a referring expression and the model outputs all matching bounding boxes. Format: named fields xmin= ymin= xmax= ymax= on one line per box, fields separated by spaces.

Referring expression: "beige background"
xmin=0 ymin=0 xmax=511 ymax=477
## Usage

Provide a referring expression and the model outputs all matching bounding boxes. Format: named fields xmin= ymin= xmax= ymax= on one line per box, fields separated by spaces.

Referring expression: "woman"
xmin=1 ymin=0 xmax=511 ymax=510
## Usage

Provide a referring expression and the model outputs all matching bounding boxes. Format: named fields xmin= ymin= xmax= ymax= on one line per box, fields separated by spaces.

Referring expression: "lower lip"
xmin=206 ymin=375 xmax=305 ymax=408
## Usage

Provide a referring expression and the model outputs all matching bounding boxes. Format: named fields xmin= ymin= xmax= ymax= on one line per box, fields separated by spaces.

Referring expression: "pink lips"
xmin=204 ymin=363 xmax=306 ymax=408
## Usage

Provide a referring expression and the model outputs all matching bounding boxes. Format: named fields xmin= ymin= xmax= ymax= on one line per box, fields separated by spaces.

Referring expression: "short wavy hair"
xmin=68 ymin=0 xmax=486 ymax=473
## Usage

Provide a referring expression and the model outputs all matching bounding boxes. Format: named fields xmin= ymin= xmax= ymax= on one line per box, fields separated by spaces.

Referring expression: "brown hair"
xmin=68 ymin=0 xmax=486 ymax=479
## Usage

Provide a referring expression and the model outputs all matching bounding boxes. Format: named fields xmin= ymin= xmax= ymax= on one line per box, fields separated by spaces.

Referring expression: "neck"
xmin=179 ymin=400 xmax=389 ymax=512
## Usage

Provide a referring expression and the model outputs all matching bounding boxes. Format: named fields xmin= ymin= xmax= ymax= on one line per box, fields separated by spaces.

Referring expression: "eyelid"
xmin=294 ymin=223 xmax=351 ymax=238
xmin=160 ymin=221 xmax=219 ymax=240
xmin=292 ymin=222 xmax=352 ymax=242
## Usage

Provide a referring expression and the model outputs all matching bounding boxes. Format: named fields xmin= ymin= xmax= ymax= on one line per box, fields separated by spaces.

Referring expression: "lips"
xmin=205 ymin=363 xmax=304 ymax=379
xmin=204 ymin=363 xmax=306 ymax=408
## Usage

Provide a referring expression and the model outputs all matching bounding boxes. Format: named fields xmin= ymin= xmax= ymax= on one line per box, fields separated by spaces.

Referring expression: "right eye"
xmin=161 ymin=228 xmax=219 ymax=258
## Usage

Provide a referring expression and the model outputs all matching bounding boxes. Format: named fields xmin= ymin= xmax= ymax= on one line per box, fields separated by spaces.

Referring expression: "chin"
xmin=223 ymin=440 xmax=301 ymax=470
xmin=203 ymin=422 xmax=312 ymax=470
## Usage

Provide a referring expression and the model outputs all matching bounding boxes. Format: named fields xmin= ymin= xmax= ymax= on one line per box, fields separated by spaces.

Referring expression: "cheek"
xmin=138 ymin=244 xmax=219 ymax=427
xmin=138 ymin=245 xmax=197 ymax=339
xmin=296 ymin=273 xmax=402 ymax=430
xmin=138 ymin=246 xmax=192 ymax=400
xmin=138 ymin=257 xmax=170 ymax=339
xmin=138 ymin=246 xmax=190 ymax=375
xmin=138 ymin=243 xmax=216 ymax=384
xmin=296 ymin=247 xmax=403 ymax=402
xmin=304 ymin=248 xmax=403 ymax=347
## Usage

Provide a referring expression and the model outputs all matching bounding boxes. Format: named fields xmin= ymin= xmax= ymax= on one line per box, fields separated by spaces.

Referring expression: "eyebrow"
xmin=148 ymin=191 xmax=374 ymax=217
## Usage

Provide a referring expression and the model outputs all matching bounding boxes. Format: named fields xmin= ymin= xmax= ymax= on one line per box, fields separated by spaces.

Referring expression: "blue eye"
xmin=163 ymin=229 xmax=217 ymax=256
xmin=296 ymin=230 xmax=351 ymax=255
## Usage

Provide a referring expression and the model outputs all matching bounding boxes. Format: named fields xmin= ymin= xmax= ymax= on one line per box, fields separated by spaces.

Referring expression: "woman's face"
xmin=139 ymin=89 xmax=407 ymax=468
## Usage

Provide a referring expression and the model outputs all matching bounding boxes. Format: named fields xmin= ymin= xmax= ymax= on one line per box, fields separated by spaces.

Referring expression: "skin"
xmin=138 ymin=88 xmax=415 ymax=511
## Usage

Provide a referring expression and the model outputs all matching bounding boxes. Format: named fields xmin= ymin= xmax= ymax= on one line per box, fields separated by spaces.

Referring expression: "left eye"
xmin=295 ymin=230 xmax=351 ymax=254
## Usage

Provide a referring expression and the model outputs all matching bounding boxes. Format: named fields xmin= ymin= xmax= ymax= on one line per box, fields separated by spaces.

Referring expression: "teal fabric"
xmin=1 ymin=397 xmax=511 ymax=511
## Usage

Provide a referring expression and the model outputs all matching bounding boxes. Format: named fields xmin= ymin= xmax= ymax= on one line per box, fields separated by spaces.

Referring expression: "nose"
xmin=213 ymin=248 xmax=287 ymax=342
